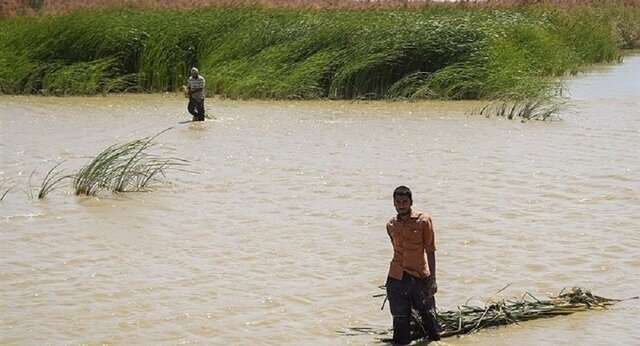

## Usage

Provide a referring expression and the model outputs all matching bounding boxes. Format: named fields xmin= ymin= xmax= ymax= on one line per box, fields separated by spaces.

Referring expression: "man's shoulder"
xmin=414 ymin=210 xmax=432 ymax=222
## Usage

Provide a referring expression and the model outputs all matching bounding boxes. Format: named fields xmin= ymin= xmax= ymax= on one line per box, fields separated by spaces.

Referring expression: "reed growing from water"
xmin=73 ymin=129 xmax=188 ymax=196
xmin=1 ymin=184 xmax=14 ymax=201
xmin=37 ymin=161 xmax=72 ymax=198
xmin=472 ymin=98 xmax=563 ymax=120
xmin=1 ymin=3 xmax=638 ymax=99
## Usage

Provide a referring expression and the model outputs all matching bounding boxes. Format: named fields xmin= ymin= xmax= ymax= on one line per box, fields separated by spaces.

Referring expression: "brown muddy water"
xmin=1 ymin=55 xmax=639 ymax=345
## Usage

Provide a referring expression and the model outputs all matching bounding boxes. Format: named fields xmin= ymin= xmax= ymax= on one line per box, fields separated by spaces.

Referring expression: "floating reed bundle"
xmin=346 ymin=287 xmax=634 ymax=342
xmin=426 ymin=287 xmax=622 ymax=339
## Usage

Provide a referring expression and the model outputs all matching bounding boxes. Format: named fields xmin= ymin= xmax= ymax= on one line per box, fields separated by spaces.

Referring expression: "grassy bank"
xmin=1 ymin=3 xmax=638 ymax=99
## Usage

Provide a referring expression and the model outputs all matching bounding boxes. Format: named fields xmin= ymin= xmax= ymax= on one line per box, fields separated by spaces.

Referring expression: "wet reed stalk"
xmin=37 ymin=161 xmax=72 ymax=198
xmin=1 ymin=184 xmax=14 ymax=201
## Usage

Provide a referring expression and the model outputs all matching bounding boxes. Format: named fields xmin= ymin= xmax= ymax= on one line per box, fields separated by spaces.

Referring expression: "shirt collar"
xmin=397 ymin=209 xmax=420 ymax=222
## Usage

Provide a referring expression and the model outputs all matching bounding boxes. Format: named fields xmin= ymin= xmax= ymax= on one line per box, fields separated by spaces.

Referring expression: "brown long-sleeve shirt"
xmin=387 ymin=210 xmax=436 ymax=280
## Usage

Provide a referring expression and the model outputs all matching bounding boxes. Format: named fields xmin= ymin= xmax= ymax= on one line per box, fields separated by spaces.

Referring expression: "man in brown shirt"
xmin=386 ymin=186 xmax=440 ymax=344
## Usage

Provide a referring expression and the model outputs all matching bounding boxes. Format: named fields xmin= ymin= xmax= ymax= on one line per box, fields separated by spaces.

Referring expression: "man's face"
xmin=191 ymin=71 xmax=198 ymax=78
xmin=393 ymin=195 xmax=412 ymax=216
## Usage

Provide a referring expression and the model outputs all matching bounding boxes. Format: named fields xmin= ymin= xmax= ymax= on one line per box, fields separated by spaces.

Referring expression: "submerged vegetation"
xmin=1 ymin=1 xmax=638 ymax=101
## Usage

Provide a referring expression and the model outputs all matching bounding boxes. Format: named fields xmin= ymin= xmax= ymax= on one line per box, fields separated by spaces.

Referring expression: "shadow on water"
xmin=338 ymin=326 xmax=438 ymax=345
xmin=178 ymin=119 xmax=210 ymax=124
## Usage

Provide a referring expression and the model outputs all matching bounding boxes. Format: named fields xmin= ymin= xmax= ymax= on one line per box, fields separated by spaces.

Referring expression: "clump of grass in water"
xmin=73 ymin=129 xmax=188 ymax=196
xmin=36 ymin=161 xmax=73 ymax=199
xmin=472 ymin=98 xmax=563 ymax=121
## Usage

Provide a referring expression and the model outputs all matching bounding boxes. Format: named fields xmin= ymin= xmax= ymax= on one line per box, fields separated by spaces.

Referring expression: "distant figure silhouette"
xmin=187 ymin=67 xmax=205 ymax=121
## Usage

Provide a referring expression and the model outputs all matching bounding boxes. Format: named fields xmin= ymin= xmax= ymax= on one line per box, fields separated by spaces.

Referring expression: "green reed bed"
xmin=1 ymin=4 xmax=638 ymax=100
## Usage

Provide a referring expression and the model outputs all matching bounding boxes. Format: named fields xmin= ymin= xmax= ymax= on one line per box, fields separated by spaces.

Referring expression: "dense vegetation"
xmin=1 ymin=2 xmax=638 ymax=99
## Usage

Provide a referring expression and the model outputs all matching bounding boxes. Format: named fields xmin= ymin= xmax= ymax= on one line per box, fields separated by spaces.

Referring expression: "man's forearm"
xmin=427 ymin=251 xmax=436 ymax=279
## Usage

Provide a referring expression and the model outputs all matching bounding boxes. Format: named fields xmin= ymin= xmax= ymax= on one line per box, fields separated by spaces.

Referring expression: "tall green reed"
xmin=37 ymin=161 xmax=72 ymax=198
xmin=1 ymin=4 xmax=638 ymax=99
xmin=73 ymin=129 xmax=188 ymax=196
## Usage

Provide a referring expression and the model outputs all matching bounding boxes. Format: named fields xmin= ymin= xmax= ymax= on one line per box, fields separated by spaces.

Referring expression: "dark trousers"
xmin=386 ymin=274 xmax=440 ymax=344
xmin=188 ymin=97 xmax=205 ymax=121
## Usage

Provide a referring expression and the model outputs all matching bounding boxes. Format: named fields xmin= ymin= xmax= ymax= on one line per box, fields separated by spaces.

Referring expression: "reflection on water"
xmin=1 ymin=56 xmax=639 ymax=345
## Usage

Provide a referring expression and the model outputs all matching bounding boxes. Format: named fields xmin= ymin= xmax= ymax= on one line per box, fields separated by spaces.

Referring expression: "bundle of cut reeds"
xmin=426 ymin=287 xmax=623 ymax=339
xmin=346 ymin=287 xmax=635 ymax=342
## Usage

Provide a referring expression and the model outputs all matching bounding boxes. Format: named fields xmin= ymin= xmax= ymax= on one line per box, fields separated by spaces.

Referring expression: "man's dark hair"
xmin=393 ymin=185 xmax=412 ymax=201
